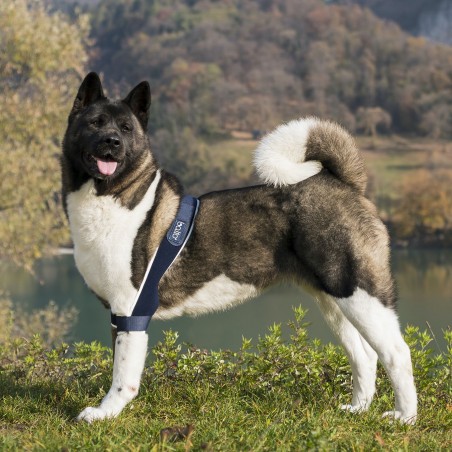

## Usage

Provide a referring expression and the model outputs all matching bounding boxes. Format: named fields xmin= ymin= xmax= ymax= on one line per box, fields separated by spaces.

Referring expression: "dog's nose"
xmin=105 ymin=136 xmax=121 ymax=147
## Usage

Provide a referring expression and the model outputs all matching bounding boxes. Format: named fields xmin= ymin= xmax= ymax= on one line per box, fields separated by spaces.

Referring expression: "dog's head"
xmin=63 ymin=72 xmax=151 ymax=181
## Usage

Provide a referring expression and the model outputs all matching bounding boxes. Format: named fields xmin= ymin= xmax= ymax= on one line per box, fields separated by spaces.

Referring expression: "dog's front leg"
xmin=77 ymin=331 xmax=148 ymax=423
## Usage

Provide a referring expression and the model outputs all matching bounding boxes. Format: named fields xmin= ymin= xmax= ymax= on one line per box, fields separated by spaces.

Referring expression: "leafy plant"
xmin=0 ymin=305 xmax=451 ymax=449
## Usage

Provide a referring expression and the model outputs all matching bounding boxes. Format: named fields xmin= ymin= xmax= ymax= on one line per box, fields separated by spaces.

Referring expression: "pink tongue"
xmin=97 ymin=159 xmax=118 ymax=176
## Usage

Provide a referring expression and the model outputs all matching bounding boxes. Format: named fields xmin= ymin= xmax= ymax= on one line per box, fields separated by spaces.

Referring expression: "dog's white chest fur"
xmin=66 ymin=171 xmax=161 ymax=315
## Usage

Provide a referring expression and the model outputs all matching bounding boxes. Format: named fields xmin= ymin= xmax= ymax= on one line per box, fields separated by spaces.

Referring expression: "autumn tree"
xmin=356 ymin=107 xmax=392 ymax=136
xmin=394 ymin=167 xmax=452 ymax=246
xmin=0 ymin=0 xmax=90 ymax=267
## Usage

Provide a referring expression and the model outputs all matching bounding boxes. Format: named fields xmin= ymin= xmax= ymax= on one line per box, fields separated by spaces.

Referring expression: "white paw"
xmin=340 ymin=403 xmax=368 ymax=413
xmin=77 ymin=406 xmax=113 ymax=423
xmin=382 ymin=410 xmax=417 ymax=425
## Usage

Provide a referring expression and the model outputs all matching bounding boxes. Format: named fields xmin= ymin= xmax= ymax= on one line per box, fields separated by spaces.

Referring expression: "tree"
xmin=0 ymin=0 xmax=90 ymax=267
xmin=394 ymin=169 xmax=452 ymax=245
xmin=356 ymin=107 xmax=392 ymax=136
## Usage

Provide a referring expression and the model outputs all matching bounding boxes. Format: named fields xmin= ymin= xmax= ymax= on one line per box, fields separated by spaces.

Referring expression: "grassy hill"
xmin=0 ymin=306 xmax=451 ymax=450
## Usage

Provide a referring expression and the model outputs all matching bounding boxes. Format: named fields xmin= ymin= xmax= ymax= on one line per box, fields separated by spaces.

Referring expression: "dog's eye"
xmin=90 ymin=119 xmax=100 ymax=127
xmin=122 ymin=124 xmax=132 ymax=132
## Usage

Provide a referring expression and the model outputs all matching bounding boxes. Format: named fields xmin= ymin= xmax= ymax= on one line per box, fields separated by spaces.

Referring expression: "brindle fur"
xmin=159 ymin=173 xmax=395 ymax=310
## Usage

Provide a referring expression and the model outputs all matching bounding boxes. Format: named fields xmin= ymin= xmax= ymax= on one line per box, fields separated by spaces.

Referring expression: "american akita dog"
xmin=62 ymin=73 xmax=417 ymax=424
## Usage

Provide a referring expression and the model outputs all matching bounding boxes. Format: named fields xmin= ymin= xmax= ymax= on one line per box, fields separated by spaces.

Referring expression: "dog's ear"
xmin=70 ymin=72 xmax=105 ymax=117
xmin=123 ymin=81 xmax=151 ymax=129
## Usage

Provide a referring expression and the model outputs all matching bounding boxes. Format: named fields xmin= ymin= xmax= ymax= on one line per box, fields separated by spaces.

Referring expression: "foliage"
xmin=392 ymin=148 xmax=452 ymax=247
xmin=87 ymin=0 xmax=452 ymax=140
xmin=356 ymin=107 xmax=391 ymax=137
xmin=0 ymin=306 xmax=451 ymax=449
xmin=334 ymin=0 xmax=452 ymax=45
xmin=152 ymin=127 xmax=251 ymax=195
xmin=0 ymin=292 xmax=78 ymax=348
xmin=0 ymin=0 xmax=90 ymax=268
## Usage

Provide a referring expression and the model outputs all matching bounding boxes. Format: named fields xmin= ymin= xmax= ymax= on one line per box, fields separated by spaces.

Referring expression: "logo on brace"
xmin=167 ymin=220 xmax=187 ymax=246
xmin=172 ymin=221 xmax=184 ymax=240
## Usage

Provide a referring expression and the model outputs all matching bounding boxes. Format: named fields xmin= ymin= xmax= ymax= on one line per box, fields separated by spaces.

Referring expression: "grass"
xmin=208 ymin=138 xmax=256 ymax=181
xmin=1 ymin=308 xmax=451 ymax=450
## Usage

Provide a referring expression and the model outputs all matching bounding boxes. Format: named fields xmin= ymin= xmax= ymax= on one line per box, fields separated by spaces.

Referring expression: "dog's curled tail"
xmin=253 ymin=117 xmax=367 ymax=194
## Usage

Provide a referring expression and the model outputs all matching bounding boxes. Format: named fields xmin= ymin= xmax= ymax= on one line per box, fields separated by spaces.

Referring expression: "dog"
xmin=61 ymin=73 xmax=417 ymax=424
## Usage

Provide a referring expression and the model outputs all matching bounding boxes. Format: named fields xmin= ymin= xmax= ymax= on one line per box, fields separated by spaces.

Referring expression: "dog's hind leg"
xmin=315 ymin=292 xmax=378 ymax=412
xmin=334 ymin=288 xmax=417 ymax=424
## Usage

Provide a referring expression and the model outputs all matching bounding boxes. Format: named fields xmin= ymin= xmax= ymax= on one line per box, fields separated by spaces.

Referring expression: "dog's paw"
xmin=77 ymin=406 xmax=112 ymax=423
xmin=382 ymin=410 xmax=417 ymax=425
xmin=340 ymin=403 xmax=368 ymax=413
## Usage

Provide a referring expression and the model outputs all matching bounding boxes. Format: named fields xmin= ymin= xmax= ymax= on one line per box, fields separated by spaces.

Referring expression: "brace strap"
xmin=111 ymin=195 xmax=199 ymax=332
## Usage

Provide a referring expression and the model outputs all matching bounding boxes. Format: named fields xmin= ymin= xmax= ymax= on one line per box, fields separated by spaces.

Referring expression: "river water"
xmin=1 ymin=249 xmax=451 ymax=351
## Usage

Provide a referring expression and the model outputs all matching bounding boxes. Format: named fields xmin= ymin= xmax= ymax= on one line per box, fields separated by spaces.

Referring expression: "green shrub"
xmin=0 ymin=306 xmax=451 ymax=450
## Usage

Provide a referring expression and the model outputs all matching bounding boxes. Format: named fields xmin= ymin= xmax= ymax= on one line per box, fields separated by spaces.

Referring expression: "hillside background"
xmin=80 ymin=0 xmax=452 ymax=141
xmin=336 ymin=0 xmax=452 ymax=45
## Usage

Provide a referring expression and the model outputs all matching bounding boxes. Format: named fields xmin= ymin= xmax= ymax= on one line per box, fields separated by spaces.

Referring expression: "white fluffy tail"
xmin=254 ymin=117 xmax=367 ymax=193
xmin=254 ymin=117 xmax=323 ymax=186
